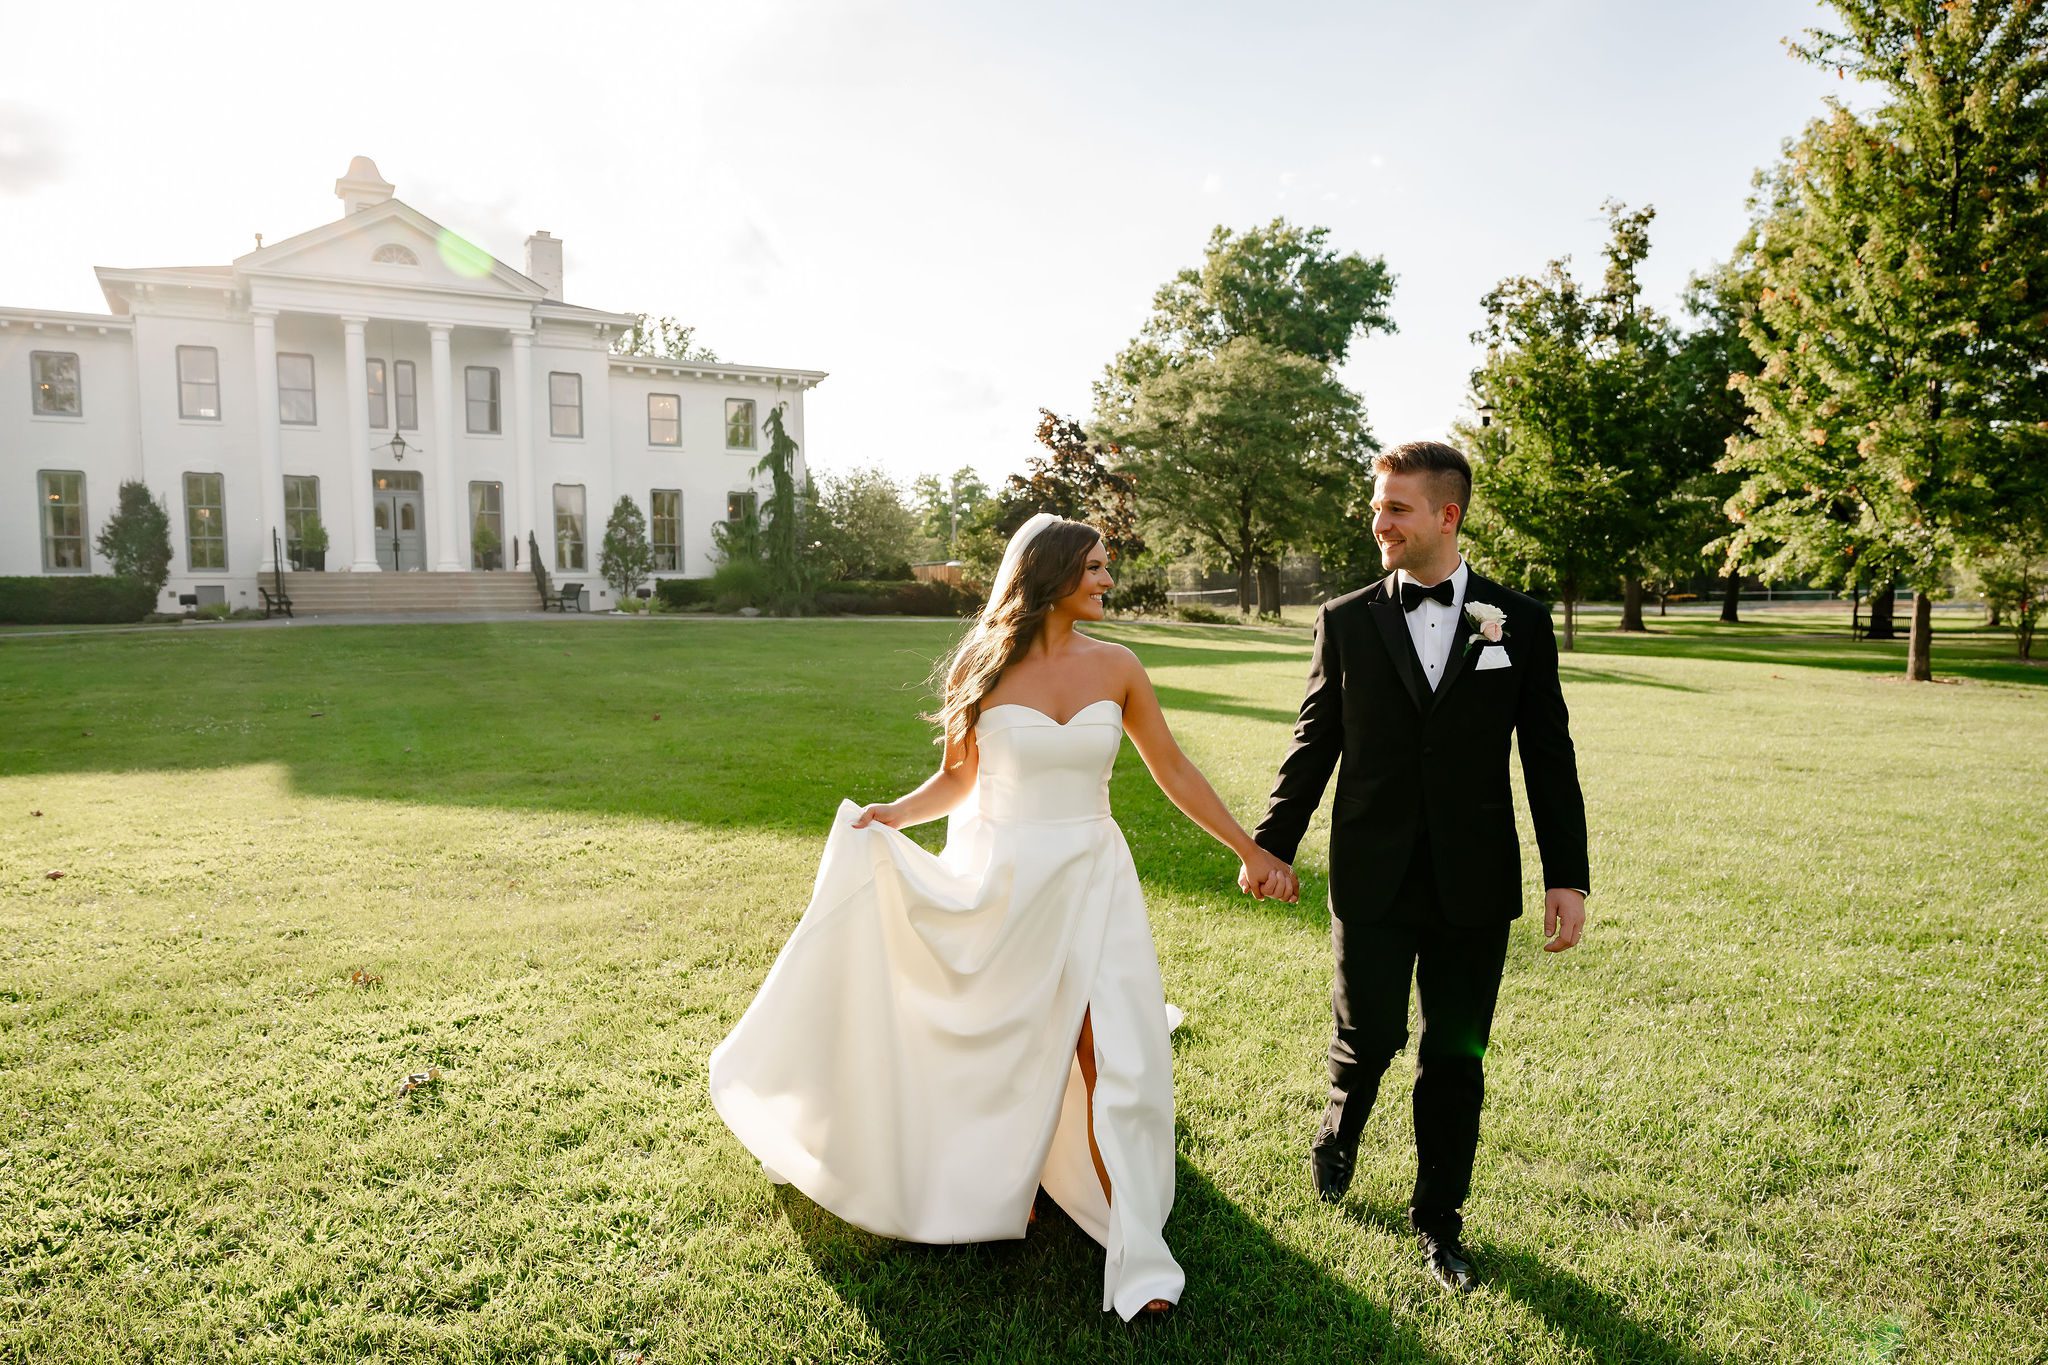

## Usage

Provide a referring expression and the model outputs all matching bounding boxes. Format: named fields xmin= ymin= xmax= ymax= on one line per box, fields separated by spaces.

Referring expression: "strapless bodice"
xmin=971 ymin=699 xmax=1122 ymax=824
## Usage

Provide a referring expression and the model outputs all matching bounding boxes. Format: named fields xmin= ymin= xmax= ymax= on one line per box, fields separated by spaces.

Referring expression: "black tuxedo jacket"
xmin=1254 ymin=570 xmax=1589 ymax=926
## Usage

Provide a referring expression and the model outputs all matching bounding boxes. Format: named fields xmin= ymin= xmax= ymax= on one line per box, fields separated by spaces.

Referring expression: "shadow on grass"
xmin=1346 ymin=1199 xmax=1714 ymax=1365
xmin=1556 ymin=665 xmax=1702 ymax=693
xmin=1570 ymin=630 xmax=2046 ymax=687
xmin=778 ymin=1164 xmax=1453 ymax=1364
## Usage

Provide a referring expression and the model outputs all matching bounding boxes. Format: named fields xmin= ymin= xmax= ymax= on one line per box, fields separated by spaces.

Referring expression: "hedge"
xmin=0 ymin=575 xmax=156 ymax=625
xmin=651 ymin=576 xmax=980 ymax=616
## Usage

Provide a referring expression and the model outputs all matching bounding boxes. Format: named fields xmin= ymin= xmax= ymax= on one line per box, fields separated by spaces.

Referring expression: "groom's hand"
xmin=1237 ymin=851 xmax=1299 ymax=903
xmin=1543 ymin=888 xmax=1586 ymax=952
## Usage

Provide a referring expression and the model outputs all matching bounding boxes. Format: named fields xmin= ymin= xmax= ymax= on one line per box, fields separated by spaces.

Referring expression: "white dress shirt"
xmin=1397 ymin=558 xmax=1468 ymax=691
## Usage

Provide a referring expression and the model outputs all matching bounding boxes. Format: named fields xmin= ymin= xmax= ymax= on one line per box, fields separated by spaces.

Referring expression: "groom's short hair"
xmin=1372 ymin=441 xmax=1472 ymax=530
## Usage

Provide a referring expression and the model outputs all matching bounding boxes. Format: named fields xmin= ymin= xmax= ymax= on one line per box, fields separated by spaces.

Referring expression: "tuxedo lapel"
xmin=1368 ymin=579 xmax=1429 ymax=713
xmin=1431 ymin=573 xmax=1490 ymax=707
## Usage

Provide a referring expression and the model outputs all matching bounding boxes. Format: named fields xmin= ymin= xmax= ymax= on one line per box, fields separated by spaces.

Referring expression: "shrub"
xmin=616 ymin=595 xmax=647 ymax=614
xmin=94 ymin=481 xmax=174 ymax=596
xmin=0 ymin=576 xmax=155 ymax=625
xmin=195 ymin=602 xmax=233 ymax=621
xmin=654 ymin=578 xmax=716 ymax=609
xmin=709 ymin=558 xmax=771 ymax=612
xmin=1108 ymin=556 xmax=1172 ymax=617
xmin=1173 ymin=604 xmax=1235 ymax=625
xmin=813 ymin=580 xmax=980 ymax=616
xmin=599 ymin=495 xmax=653 ymax=599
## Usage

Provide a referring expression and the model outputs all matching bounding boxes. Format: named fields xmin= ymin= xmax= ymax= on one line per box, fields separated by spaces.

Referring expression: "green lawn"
xmin=2 ymin=617 xmax=2043 ymax=1363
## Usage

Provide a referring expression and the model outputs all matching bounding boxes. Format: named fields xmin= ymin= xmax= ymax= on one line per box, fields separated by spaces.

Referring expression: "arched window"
xmin=372 ymin=243 xmax=419 ymax=265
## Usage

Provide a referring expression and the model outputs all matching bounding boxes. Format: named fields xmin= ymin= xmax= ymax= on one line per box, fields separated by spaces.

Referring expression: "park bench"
xmin=544 ymin=580 xmax=584 ymax=612
xmin=257 ymin=585 xmax=293 ymax=619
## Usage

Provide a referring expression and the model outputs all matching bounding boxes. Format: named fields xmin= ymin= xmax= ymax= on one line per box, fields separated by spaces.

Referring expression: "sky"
xmin=0 ymin=0 xmax=1868 ymax=487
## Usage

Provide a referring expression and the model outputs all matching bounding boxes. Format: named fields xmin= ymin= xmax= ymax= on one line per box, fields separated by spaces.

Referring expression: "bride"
xmin=708 ymin=513 xmax=1296 ymax=1319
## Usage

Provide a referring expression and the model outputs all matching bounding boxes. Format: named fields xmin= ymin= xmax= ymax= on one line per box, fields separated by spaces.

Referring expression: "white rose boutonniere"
xmin=1463 ymin=601 xmax=1509 ymax=655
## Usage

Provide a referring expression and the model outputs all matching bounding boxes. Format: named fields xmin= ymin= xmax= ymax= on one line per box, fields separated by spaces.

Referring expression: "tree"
xmin=1096 ymin=218 xmax=1394 ymax=613
xmin=1100 ymin=338 xmax=1369 ymax=614
xmin=1722 ymin=0 xmax=2048 ymax=681
xmin=94 ymin=480 xmax=172 ymax=596
xmin=599 ymin=495 xmax=654 ymax=599
xmin=754 ymin=401 xmax=812 ymax=609
xmin=994 ymin=410 xmax=1146 ymax=559
xmin=815 ymin=467 xmax=923 ymax=580
xmin=1463 ymin=204 xmax=1678 ymax=648
xmin=611 ymin=314 xmax=718 ymax=362
xmin=909 ymin=467 xmax=990 ymax=559
xmin=1679 ymin=260 xmax=1771 ymax=623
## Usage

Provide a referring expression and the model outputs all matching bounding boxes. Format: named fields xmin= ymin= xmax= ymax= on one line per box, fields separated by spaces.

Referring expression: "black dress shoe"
xmin=1309 ymin=1128 xmax=1356 ymax=1203
xmin=1417 ymin=1229 xmax=1477 ymax=1293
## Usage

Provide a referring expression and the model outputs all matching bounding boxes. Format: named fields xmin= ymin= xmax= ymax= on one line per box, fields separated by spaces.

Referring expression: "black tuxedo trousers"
xmin=1255 ymin=572 xmax=1589 ymax=1233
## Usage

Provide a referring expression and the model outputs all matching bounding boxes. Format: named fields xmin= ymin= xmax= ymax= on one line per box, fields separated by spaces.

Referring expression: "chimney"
xmin=525 ymin=230 xmax=563 ymax=300
xmin=335 ymin=156 xmax=395 ymax=217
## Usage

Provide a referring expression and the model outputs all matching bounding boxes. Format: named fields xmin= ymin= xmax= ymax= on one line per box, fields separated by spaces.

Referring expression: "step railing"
xmin=528 ymin=531 xmax=551 ymax=609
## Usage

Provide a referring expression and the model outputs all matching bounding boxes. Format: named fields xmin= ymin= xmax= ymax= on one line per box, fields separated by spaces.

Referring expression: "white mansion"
xmin=3 ymin=157 xmax=824 ymax=610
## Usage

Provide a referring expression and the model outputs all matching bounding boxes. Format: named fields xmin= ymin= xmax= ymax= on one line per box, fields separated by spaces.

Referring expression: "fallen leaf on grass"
xmin=44 ymin=870 xmax=64 ymax=880
xmin=396 ymin=1067 xmax=442 ymax=1098
xmin=651 ymin=713 xmax=661 ymax=721
xmin=80 ymin=730 xmax=93 ymax=737
xmin=30 ymin=811 xmax=41 ymax=818
xmin=348 ymin=968 xmax=383 ymax=988
xmin=308 ymin=711 xmax=325 ymax=719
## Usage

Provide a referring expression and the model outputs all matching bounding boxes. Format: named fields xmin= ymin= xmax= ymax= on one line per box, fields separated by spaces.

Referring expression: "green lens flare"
xmin=436 ymin=230 xmax=494 ymax=278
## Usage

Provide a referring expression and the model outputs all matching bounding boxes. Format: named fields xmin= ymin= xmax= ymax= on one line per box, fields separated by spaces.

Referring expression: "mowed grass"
xmin=1 ymin=616 xmax=2043 ymax=1364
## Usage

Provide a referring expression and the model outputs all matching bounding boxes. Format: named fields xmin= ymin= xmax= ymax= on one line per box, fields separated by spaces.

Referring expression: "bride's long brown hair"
xmin=928 ymin=516 xmax=1104 ymax=758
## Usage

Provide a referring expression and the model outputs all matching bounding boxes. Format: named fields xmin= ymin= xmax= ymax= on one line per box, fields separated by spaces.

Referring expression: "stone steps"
xmin=271 ymin=570 xmax=545 ymax=614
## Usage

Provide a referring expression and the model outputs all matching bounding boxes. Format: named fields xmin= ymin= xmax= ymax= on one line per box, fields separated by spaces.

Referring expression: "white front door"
xmin=371 ymin=470 xmax=426 ymax=572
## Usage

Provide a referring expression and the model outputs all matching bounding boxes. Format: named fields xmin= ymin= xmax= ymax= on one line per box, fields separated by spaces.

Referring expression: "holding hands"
xmin=1237 ymin=846 xmax=1299 ymax=903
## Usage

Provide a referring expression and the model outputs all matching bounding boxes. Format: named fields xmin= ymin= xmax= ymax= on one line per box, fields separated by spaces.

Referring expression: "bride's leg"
xmin=1080 ymin=1007 xmax=1171 ymax=1316
xmin=1077 ymin=1008 xmax=1113 ymax=1202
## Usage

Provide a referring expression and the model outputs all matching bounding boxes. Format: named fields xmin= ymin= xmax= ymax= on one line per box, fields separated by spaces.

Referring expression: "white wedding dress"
xmin=707 ymin=698 xmax=1185 ymax=1318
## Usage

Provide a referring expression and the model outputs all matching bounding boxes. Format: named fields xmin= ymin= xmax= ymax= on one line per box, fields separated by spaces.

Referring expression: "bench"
xmin=258 ymin=585 xmax=293 ymax=619
xmin=544 ymin=580 xmax=584 ymax=612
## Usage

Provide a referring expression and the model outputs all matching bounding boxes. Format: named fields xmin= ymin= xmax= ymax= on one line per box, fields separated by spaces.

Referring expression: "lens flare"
xmin=436 ymin=229 xmax=494 ymax=279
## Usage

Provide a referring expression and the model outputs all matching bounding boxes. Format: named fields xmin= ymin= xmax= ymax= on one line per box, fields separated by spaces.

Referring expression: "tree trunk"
xmin=1866 ymin=581 xmax=1898 ymax=640
xmin=2019 ymin=617 xmax=2035 ymax=661
xmin=1256 ymin=557 xmax=1281 ymax=617
xmin=1720 ymin=573 xmax=1741 ymax=624
xmin=1658 ymin=591 xmax=1669 ymax=617
xmin=1562 ymin=592 xmax=1577 ymax=651
xmin=1236 ymin=557 xmax=1255 ymax=615
xmin=1986 ymin=603 xmax=2002 ymax=628
xmin=1619 ymin=575 xmax=1647 ymax=632
xmin=1906 ymin=589 xmax=1933 ymax=681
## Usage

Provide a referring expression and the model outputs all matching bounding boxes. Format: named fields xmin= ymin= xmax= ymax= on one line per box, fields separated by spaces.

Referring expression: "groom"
xmin=1242 ymin=440 xmax=1588 ymax=1293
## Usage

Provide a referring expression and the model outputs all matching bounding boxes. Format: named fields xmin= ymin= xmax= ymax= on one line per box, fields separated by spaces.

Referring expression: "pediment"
xmin=232 ymin=199 xmax=542 ymax=299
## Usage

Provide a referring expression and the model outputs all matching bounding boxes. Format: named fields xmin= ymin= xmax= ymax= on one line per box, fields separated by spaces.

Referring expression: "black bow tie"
xmin=1401 ymin=578 xmax=1455 ymax=611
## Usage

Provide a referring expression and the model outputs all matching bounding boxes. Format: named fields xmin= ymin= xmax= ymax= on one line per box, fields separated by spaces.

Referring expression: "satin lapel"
xmin=1431 ymin=575 xmax=1489 ymax=708
xmin=1369 ymin=580 xmax=1429 ymax=714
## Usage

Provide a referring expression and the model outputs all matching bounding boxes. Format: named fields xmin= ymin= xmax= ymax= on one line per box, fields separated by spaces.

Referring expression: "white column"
xmin=251 ymin=310 xmax=287 ymax=572
xmin=428 ymin=322 xmax=463 ymax=571
xmin=509 ymin=328 xmax=535 ymax=568
xmin=343 ymin=317 xmax=379 ymax=571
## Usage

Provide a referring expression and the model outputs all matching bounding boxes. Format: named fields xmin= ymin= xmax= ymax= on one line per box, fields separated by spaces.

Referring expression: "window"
xmin=31 ymin=352 xmax=81 ymax=416
xmin=469 ymin=482 xmax=504 ymax=569
xmin=727 ymin=490 xmax=758 ymax=523
xmin=554 ymin=484 xmax=587 ymax=570
xmin=651 ymin=489 xmax=681 ymax=570
xmin=648 ymin=393 xmax=680 ymax=446
xmin=367 ymin=359 xmax=388 ymax=429
xmin=277 ymin=353 xmax=316 ymax=425
xmin=177 ymin=345 xmax=220 ymax=420
xmin=184 ymin=472 xmax=226 ymax=570
xmin=549 ymin=371 xmax=583 ymax=438
xmin=465 ymin=366 xmax=500 ymax=434
xmin=38 ymin=470 xmax=87 ymax=570
xmin=284 ymin=475 xmax=320 ymax=564
xmin=725 ymin=398 xmax=755 ymax=449
xmin=394 ymin=360 xmax=418 ymax=429
xmin=372 ymin=243 xmax=419 ymax=265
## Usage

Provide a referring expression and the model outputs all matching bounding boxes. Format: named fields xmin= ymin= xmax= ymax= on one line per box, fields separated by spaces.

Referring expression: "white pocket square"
xmin=1474 ymin=646 xmax=1513 ymax=672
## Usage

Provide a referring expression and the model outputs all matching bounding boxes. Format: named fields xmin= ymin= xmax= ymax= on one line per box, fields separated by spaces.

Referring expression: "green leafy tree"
xmin=910 ymin=467 xmax=990 ymax=559
xmin=94 ymin=480 xmax=173 ymax=596
xmin=1463 ymin=203 xmax=1677 ymax=648
xmin=1101 ymin=337 xmax=1369 ymax=614
xmin=598 ymin=495 xmax=654 ymax=599
xmin=610 ymin=314 xmax=718 ymax=362
xmin=1722 ymin=0 xmax=2048 ymax=681
xmin=816 ymin=466 xmax=923 ymax=580
xmin=1096 ymin=218 xmax=1393 ymax=613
